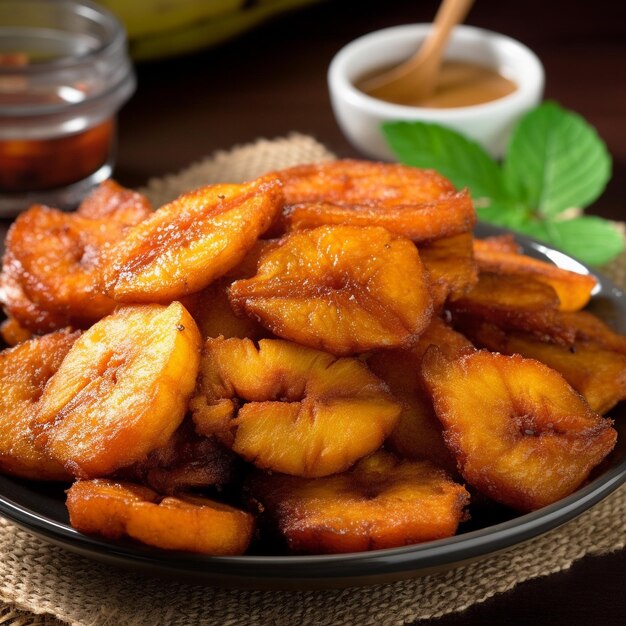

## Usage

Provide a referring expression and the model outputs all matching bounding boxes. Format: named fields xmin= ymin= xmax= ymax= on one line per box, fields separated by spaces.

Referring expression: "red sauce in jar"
xmin=0 ymin=119 xmax=115 ymax=192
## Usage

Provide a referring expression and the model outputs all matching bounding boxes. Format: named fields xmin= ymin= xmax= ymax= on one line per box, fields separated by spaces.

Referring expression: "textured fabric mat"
xmin=0 ymin=133 xmax=624 ymax=626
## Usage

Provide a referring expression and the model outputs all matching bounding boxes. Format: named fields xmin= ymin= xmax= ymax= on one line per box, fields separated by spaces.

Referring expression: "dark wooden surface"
xmin=116 ymin=0 xmax=626 ymax=222
xmin=113 ymin=1 xmax=626 ymax=623
xmin=2 ymin=0 xmax=626 ymax=622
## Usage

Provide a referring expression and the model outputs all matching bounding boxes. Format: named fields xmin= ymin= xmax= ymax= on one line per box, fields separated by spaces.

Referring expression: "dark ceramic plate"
xmin=1 ymin=223 xmax=625 ymax=589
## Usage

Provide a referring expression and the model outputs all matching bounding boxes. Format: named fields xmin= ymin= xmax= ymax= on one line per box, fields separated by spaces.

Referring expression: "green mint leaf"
xmin=503 ymin=101 xmax=611 ymax=219
xmin=382 ymin=121 xmax=512 ymax=208
xmin=476 ymin=202 xmax=530 ymax=230
xmin=517 ymin=216 xmax=624 ymax=266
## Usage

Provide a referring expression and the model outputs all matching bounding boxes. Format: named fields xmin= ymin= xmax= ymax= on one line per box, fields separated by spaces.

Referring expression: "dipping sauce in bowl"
xmin=356 ymin=60 xmax=517 ymax=109
xmin=328 ymin=25 xmax=544 ymax=160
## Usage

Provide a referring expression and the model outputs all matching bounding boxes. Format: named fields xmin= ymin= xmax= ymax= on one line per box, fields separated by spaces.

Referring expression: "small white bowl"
xmin=328 ymin=24 xmax=544 ymax=159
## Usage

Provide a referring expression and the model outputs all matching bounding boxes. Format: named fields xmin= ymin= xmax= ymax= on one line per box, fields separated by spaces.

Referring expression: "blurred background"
xmin=104 ymin=0 xmax=625 ymax=213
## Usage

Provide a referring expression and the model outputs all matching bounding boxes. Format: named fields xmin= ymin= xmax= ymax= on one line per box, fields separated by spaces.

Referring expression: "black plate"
xmin=1 ymin=223 xmax=625 ymax=589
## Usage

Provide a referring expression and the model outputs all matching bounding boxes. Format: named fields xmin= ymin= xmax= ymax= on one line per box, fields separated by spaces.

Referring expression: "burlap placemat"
xmin=0 ymin=133 xmax=625 ymax=626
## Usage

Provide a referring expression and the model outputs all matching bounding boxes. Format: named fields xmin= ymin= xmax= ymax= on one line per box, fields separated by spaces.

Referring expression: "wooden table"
xmin=2 ymin=0 xmax=625 ymax=623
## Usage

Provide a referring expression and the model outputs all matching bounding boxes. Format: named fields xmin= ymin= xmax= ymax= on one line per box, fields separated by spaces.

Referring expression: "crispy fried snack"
xmin=0 ymin=330 xmax=79 ymax=480
xmin=229 ymin=225 xmax=433 ymax=355
xmin=278 ymin=160 xmax=456 ymax=205
xmin=473 ymin=238 xmax=597 ymax=311
xmin=270 ymin=160 xmax=475 ymax=241
xmin=190 ymin=337 xmax=401 ymax=477
xmin=180 ymin=240 xmax=277 ymax=340
xmin=31 ymin=303 xmax=201 ymax=478
xmin=248 ymin=451 xmax=469 ymax=554
xmin=117 ymin=419 xmax=238 ymax=495
xmin=0 ymin=181 xmax=152 ymax=332
xmin=422 ymin=348 xmax=617 ymax=511
xmin=449 ymin=272 xmax=575 ymax=344
xmin=560 ymin=310 xmax=626 ymax=355
xmin=0 ymin=158 xmax=623 ymax=559
xmin=419 ymin=232 xmax=478 ymax=309
xmin=103 ymin=176 xmax=282 ymax=303
xmin=285 ymin=191 xmax=475 ymax=241
xmin=185 ymin=280 xmax=267 ymax=341
xmin=76 ymin=179 xmax=154 ymax=223
xmin=367 ymin=318 xmax=473 ymax=472
xmin=66 ymin=479 xmax=254 ymax=555
xmin=0 ymin=316 xmax=32 ymax=346
xmin=0 ymin=269 xmax=68 ymax=335
xmin=460 ymin=319 xmax=626 ymax=415
xmin=473 ymin=234 xmax=521 ymax=254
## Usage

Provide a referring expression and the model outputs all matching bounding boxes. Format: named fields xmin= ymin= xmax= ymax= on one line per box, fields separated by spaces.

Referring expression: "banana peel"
xmin=98 ymin=0 xmax=246 ymax=40
xmin=102 ymin=0 xmax=329 ymax=61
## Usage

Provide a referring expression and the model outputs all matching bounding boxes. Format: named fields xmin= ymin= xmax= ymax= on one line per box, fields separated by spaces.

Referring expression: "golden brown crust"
xmin=285 ymin=191 xmax=476 ymax=241
xmin=0 ymin=330 xmax=80 ymax=480
xmin=248 ymin=451 xmax=469 ymax=554
xmin=472 ymin=239 xmax=597 ymax=312
xmin=422 ymin=348 xmax=617 ymax=511
xmin=449 ymin=271 xmax=576 ymax=344
xmin=276 ymin=160 xmax=456 ymax=205
xmin=459 ymin=318 xmax=626 ymax=415
xmin=419 ymin=232 xmax=478 ymax=310
xmin=368 ymin=317 xmax=473 ymax=472
xmin=265 ymin=160 xmax=475 ymax=240
xmin=0 ymin=181 xmax=152 ymax=332
xmin=67 ymin=479 xmax=254 ymax=555
xmin=229 ymin=225 xmax=433 ymax=355
xmin=190 ymin=337 xmax=401 ymax=478
xmin=31 ymin=303 xmax=201 ymax=478
xmin=116 ymin=419 xmax=238 ymax=495
xmin=0 ymin=316 xmax=33 ymax=346
xmin=102 ymin=177 xmax=283 ymax=303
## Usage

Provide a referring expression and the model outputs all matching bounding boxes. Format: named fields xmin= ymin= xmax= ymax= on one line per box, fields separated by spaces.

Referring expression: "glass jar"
xmin=0 ymin=0 xmax=135 ymax=216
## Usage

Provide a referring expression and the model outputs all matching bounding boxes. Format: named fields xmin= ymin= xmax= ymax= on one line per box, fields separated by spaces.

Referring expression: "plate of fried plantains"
xmin=0 ymin=160 xmax=624 ymax=589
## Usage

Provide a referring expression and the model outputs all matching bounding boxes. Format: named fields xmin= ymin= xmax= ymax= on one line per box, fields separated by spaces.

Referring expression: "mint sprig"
xmin=382 ymin=102 xmax=622 ymax=265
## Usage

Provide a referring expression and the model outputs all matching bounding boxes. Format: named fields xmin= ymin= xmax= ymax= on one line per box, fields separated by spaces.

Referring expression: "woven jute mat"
xmin=1 ymin=134 xmax=625 ymax=626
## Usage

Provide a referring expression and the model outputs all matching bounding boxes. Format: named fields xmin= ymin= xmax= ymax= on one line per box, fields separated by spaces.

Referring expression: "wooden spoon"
xmin=359 ymin=0 xmax=475 ymax=105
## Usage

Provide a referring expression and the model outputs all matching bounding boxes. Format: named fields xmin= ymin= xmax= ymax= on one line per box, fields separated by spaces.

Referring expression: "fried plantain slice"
xmin=185 ymin=280 xmax=268 ymax=341
xmin=103 ymin=176 xmax=282 ymax=303
xmin=116 ymin=418 xmax=238 ymax=495
xmin=418 ymin=232 xmax=478 ymax=309
xmin=277 ymin=160 xmax=456 ymax=205
xmin=459 ymin=319 xmax=626 ymax=415
xmin=0 ymin=267 xmax=69 ymax=334
xmin=0 ymin=181 xmax=153 ymax=332
xmin=449 ymin=272 xmax=575 ymax=344
xmin=368 ymin=318 xmax=473 ymax=472
xmin=559 ymin=310 xmax=626 ymax=355
xmin=0 ymin=330 xmax=79 ymax=480
xmin=472 ymin=239 xmax=597 ymax=311
xmin=472 ymin=234 xmax=521 ymax=254
xmin=66 ymin=479 xmax=254 ymax=555
xmin=181 ymin=240 xmax=277 ymax=341
xmin=269 ymin=160 xmax=475 ymax=241
xmin=422 ymin=348 xmax=617 ymax=511
xmin=76 ymin=179 xmax=154 ymax=223
xmin=31 ymin=302 xmax=201 ymax=478
xmin=190 ymin=337 xmax=401 ymax=478
xmin=284 ymin=191 xmax=475 ymax=242
xmin=229 ymin=225 xmax=433 ymax=355
xmin=0 ymin=316 xmax=33 ymax=346
xmin=248 ymin=451 xmax=469 ymax=554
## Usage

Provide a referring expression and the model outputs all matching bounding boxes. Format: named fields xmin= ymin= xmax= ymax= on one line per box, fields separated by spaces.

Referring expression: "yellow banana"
xmin=129 ymin=0 xmax=327 ymax=61
xmin=98 ymin=0 xmax=245 ymax=39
